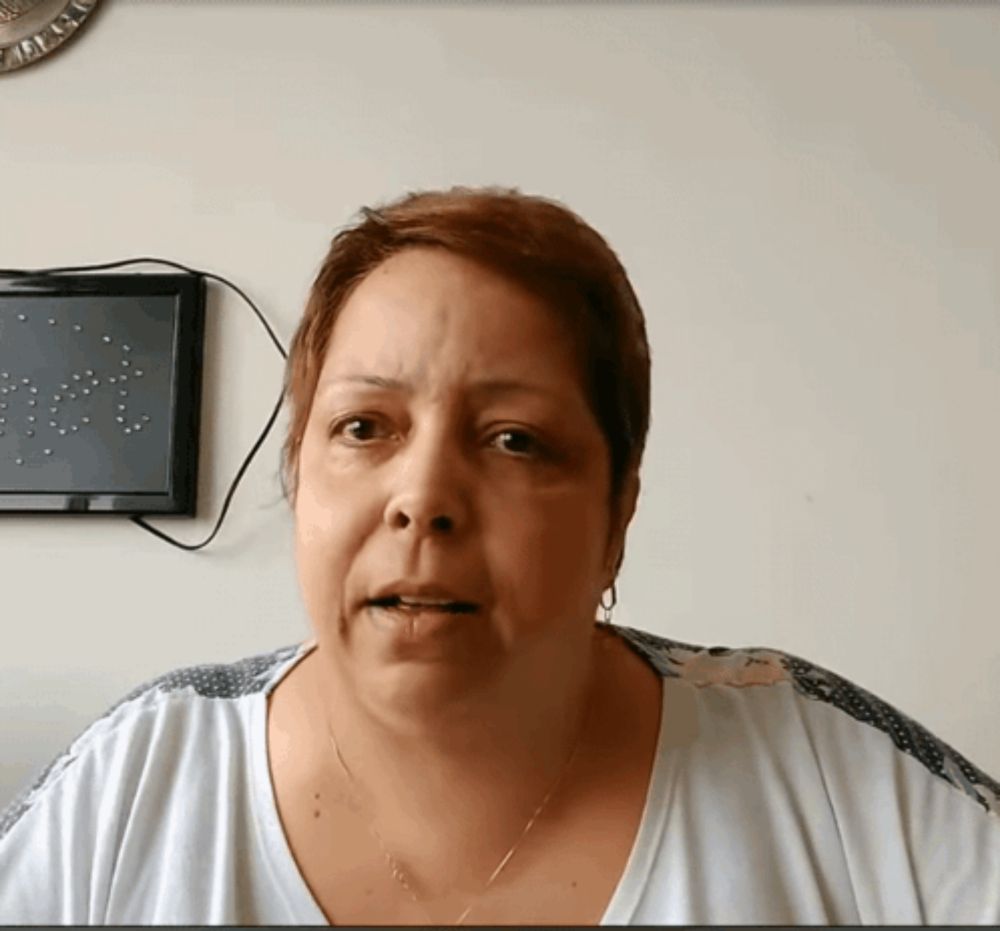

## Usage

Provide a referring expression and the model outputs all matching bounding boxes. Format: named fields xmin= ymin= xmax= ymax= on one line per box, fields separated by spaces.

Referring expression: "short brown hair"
xmin=282 ymin=186 xmax=651 ymax=512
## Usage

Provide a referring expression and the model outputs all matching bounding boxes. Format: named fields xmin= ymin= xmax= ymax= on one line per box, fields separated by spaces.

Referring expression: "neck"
xmin=309 ymin=623 xmax=614 ymax=889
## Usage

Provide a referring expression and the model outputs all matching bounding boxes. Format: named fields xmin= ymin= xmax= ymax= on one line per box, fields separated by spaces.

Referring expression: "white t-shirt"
xmin=1 ymin=623 xmax=998 ymax=925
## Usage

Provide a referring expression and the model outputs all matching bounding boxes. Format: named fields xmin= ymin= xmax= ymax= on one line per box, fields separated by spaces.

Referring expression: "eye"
xmin=491 ymin=428 xmax=545 ymax=458
xmin=330 ymin=415 xmax=389 ymax=443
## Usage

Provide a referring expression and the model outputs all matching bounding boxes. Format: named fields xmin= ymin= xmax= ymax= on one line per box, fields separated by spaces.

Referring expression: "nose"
xmin=382 ymin=427 xmax=468 ymax=539
xmin=389 ymin=510 xmax=454 ymax=534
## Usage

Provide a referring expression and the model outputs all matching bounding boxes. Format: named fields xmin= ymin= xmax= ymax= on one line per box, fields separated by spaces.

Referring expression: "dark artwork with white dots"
xmin=0 ymin=296 xmax=168 ymax=489
xmin=0 ymin=275 xmax=204 ymax=513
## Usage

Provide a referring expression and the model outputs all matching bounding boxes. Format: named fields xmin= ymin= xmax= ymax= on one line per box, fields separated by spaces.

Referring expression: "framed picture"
xmin=0 ymin=273 xmax=205 ymax=514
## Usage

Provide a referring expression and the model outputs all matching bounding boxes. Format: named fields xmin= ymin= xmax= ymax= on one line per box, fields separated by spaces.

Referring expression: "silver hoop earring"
xmin=599 ymin=582 xmax=617 ymax=625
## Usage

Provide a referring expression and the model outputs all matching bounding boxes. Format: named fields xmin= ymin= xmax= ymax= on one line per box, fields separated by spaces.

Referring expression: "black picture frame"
xmin=0 ymin=273 xmax=205 ymax=515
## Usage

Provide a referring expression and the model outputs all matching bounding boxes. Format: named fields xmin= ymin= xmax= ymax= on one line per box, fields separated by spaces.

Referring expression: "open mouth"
xmin=367 ymin=595 xmax=478 ymax=614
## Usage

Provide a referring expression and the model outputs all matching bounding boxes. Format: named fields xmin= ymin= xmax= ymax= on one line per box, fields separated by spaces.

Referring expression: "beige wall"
xmin=1 ymin=0 xmax=998 ymax=804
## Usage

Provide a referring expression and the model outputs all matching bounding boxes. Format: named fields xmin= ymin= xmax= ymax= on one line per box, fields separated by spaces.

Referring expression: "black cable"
xmin=0 ymin=258 xmax=287 ymax=360
xmin=0 ymin=258 xmax=287 ymax=551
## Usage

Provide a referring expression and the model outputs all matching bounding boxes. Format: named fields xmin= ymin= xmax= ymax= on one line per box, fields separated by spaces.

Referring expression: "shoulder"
xmin=0 ymin=642 xmax=310 ymax=923
xmin=0 ymin=641 xmax=307 ymax=844
xmin=610 ymin=622 xmax=1000 ymax=819
xmin=608 ymin=623 xmax=1000 ymax=924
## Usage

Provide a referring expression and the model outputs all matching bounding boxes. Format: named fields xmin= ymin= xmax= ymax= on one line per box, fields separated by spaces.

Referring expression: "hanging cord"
xmin=0 ymin=258 xmax=288 ymax=551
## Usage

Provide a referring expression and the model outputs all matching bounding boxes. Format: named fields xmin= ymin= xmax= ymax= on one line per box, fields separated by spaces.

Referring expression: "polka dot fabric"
xmin=0 ymin=643 xmax=301 ymax=842
xmin=110 ymin=643 xmax=302 ymax=707
xmin=782 ymin=652 xmax=1000 ymax=817
xmin=610 ymin=622 xmax=1000 ymax=818
xmin=4 ymin=628 xmax=998 ymax=850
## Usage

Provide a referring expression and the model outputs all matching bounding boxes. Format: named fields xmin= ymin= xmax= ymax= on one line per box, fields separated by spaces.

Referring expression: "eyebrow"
xmin=318 ymin=375 xmax=565 ymax=401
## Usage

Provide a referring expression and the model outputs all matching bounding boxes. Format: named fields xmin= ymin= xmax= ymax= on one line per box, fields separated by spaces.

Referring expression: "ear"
xmin=604 ymin=469 xmax=640 ymax=585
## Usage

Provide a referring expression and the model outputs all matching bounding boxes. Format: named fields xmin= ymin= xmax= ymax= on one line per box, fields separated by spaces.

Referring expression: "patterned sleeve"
xmin=0 ymin=733 xmax=104 ymax=923
xmin=779 ymin=650 xmax=1000 ymax=924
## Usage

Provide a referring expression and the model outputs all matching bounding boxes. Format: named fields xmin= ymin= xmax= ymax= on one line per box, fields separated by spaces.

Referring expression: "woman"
xmin=1 ymin=186 xmax=998 ymax=925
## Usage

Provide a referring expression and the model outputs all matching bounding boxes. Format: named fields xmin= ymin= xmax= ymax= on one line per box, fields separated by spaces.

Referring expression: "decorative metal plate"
xmin=0 ymin=0 xmax=100 ymax=74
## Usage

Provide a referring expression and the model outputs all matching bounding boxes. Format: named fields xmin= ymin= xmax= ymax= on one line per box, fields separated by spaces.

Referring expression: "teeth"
xmin=369 ymin=594 xmax=476 ymax=613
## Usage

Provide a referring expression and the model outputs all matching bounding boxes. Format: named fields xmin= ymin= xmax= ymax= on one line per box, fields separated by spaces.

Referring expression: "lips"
xmin=367 ymin=594 xmax=478 ymax=614
xmin=366 ymin=582 xmax=480 ymax=614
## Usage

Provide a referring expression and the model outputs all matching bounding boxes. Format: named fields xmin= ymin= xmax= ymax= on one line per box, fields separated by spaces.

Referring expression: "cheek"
xmin=293 ymin=458 xmax=367 ymax=625
xmin=293 ymin=513 xmax=341 ymax=627
xmin=491 ymin=495 xmax=608 ymax=623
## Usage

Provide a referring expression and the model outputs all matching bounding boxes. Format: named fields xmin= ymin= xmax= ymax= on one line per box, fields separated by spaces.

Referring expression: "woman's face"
xmin=294 ymin=246 xmax=633 ymax=703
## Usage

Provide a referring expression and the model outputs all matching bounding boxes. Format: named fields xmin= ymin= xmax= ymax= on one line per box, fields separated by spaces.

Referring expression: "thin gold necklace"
xmin=324 ymin=677 xmax=595 ymax=926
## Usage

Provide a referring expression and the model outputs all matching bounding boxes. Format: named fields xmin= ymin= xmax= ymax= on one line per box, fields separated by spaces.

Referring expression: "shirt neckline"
xmin=597 ymin=640 xmax=671 ymax=924
xmin=250 ymin=625 xmax=672 ymax=925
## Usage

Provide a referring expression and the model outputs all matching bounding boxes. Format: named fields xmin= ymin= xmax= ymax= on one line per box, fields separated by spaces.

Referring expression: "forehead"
xmin=318 ymin=247 xmax=584 ymax=392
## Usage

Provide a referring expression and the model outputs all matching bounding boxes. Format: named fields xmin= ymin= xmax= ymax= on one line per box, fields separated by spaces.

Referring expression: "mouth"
xmin=366 ymin=595 xmax=479 ymax=615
